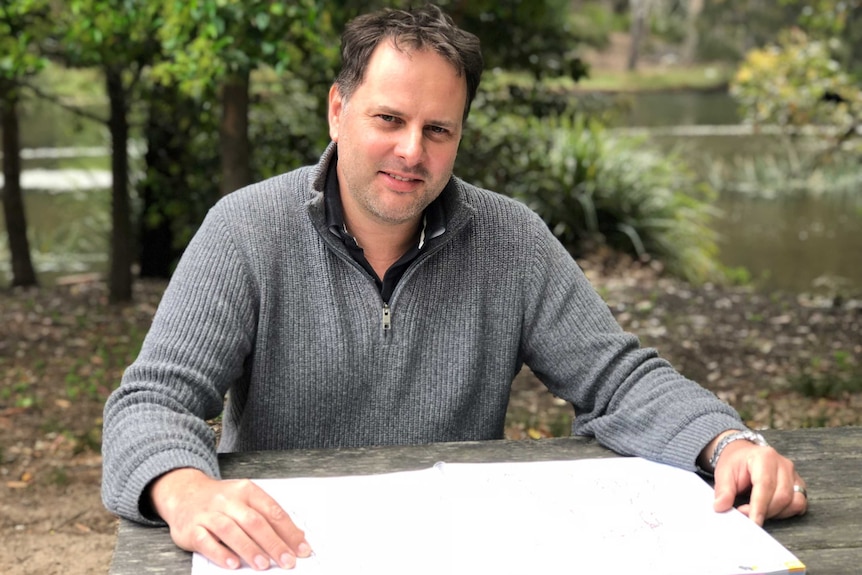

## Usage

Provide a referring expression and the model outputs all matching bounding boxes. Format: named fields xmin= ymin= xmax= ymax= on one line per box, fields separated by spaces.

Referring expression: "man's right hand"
xmin=149 ymin=468 xmax=313 ymax=571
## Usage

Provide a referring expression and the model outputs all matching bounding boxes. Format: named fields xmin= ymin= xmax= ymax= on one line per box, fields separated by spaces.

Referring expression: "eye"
xmin=427 ymin=125 xmax=448 ymax=134
xmin=378 ymin=114 xmax=398 ymax=123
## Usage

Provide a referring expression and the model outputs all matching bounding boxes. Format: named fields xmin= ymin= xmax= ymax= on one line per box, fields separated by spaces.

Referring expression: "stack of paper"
xmin=193 ymin=457 xmax=805 ymax=574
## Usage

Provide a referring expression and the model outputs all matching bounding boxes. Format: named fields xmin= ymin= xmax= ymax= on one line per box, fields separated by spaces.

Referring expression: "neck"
xmin=344 ymin=214 xmax=420 ymax=279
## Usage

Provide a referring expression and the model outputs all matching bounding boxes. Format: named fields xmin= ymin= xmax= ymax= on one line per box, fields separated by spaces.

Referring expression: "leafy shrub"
xmin=457 ymin=106 xmax=721 ymax=283
xmin=731 ymin=28 xmax=861 ymax=130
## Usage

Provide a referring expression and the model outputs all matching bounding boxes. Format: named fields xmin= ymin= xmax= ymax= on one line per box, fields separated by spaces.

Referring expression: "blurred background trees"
xmin=1 ymin=0 xmax=860 ymax=301
xmin=1 ymin=0 xmax=49 ymax=288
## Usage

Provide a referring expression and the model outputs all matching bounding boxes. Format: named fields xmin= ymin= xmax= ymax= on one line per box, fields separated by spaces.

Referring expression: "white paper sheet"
xmin=191 ymin=457 xmax=805 ymax=575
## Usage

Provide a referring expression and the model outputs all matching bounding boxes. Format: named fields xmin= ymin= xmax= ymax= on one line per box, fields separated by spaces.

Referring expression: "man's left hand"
xmin=710 ymin=438 xmax=808 ymax=525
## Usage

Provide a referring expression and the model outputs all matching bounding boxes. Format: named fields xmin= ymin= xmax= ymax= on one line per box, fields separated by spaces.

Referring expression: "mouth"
xmin=382 ymin=171 xmax=421 ymax=183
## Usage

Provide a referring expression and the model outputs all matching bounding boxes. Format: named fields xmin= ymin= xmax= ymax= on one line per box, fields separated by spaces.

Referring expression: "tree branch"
xmin=19 ymin=79 xmax=108 ymax=125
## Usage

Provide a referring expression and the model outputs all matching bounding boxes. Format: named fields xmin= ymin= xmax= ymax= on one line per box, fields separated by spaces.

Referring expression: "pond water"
xmin=620 ymin=90 xmax=741 ymax=127
xmin=2 ymin=90 xmax=861 ymax=295
xmin=618 ymin=90 xmax=862 ymax=296
xmin=0 ymin=187 xmax=110 ymax=285
xmin=717 ymin=190 xmax=862 ymax=294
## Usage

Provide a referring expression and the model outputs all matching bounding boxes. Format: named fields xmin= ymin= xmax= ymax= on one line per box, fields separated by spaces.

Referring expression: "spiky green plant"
xmin=458 ymin=112 xmax=722 ymax=283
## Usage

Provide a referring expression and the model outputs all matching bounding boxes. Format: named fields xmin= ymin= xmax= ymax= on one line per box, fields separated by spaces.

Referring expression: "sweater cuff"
xmin=104 ymin=448 xmax=221 ymax=526
xmin=661 ymin=412 xmax=747 ymax=473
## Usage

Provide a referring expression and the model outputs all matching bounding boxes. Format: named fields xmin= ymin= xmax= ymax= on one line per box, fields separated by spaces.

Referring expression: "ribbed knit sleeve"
xmin=101 ymin=202 xmax=259 ymax=524
xmin=102 ymin=149 xmax=749 ymax=526
xmin=517 ymin=213 xmax=744 ymax=471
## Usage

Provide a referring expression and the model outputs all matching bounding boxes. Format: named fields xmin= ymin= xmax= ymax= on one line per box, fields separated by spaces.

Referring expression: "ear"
xmin=328 ymin=84 xmax=344 ymax=142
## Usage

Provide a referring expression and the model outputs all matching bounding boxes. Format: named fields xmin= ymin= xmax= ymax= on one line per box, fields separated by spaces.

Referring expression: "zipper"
xmin=382 ymin=303 xmax=391 ymax=332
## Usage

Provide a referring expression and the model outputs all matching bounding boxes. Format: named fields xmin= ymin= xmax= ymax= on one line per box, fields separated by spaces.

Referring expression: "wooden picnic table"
xmin=108 ymin=426 xmax=862 ymax=574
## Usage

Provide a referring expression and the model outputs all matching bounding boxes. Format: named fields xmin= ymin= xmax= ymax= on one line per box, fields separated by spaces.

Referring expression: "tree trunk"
xmin=628 ymin=0 xmax=649 ymax=71
xmin=1 ymin=86 xmax=38 ymax=287
xmin=220 ymin=70 xmax=251 ymax=196
xmin=105 ymin=67 xmax=133 ymax=303
xmin=139 ymin=85 xmax=179 ymax=279
xmin=682 ymin=0 xmax=704 ymax=64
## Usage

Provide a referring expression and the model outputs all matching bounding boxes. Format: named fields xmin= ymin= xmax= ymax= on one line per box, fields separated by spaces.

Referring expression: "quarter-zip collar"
xmin=305 ymin=143 xmax=477 ymax=293
xmin=317 ymin=146 xmax=449 ymax=302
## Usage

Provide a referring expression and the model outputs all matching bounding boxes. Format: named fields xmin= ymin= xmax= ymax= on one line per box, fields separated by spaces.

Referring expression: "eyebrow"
xmin=374 ymin=105 xmax=460 ymax=131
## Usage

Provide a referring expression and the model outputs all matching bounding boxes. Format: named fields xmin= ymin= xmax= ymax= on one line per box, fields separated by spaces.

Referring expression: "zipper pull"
xmin=382 ymin=303 xmax=391 ymax=331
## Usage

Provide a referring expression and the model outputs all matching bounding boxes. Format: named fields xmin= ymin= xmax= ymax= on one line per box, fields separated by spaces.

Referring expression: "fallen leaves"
xmin=6 ymin=470 xmax=34 ymax=489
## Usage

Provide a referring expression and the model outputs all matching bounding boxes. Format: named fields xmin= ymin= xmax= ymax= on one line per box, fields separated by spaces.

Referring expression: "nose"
xmin=394 ymin=126 xmax=424 ymax=166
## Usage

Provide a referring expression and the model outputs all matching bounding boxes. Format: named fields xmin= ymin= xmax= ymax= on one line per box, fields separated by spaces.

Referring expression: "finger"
xmin=764 ymin=471 xmax=795 ymax=520
xmin=207 ymin=509 xmax=274 ymax=571
xmin=772 ymin=479 xmax=808 ymax=519
xmin=232 ymin=494 xmax=308 ymax=569
xmin=240 ymin=481 xmax=313 ymax=563
xmin=176 ymin=523 xmax=243 ymax=570
xmin=712 ymin=460 xmax=745 ymax=514
xmin=746 ymin=453 xmax=778 ymax=525
xmin=244 ymin=510 xmax=299 ymax=570
xmin=792 ymin=482 xmax=809 ymax=516
xmin=712 ymin=478 xmax=739 ymax=514
xmin=251 ymin=490 xmax=313 ymax=559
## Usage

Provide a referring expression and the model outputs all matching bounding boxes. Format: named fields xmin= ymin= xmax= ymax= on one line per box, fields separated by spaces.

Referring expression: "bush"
xmin=458 ymin=105 xmax=722 ymax=283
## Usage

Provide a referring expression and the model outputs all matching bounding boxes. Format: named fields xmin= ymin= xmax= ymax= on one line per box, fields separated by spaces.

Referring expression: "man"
xmin=102 ymin=4 xmax=807 ymax=571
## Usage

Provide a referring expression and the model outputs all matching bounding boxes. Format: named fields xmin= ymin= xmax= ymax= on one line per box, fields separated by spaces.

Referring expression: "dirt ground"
xmin=2 ymin=248 xmax=860 ymax=575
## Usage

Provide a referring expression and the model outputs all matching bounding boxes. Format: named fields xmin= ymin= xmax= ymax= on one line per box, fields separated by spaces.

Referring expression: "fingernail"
xmin=297 ymin=542 xmax=312 ymax=557
xmin=280 ymin=553 xmax=297 ymax=569
xmin=226 ymin=557 xmax=240 ymax=570
xmin=254 ymin=555 xmax=269 ymax=570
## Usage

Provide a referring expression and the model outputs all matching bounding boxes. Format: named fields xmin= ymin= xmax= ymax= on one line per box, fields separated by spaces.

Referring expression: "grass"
xmin=471 ymin=63 xmax=734 ymax=99
xmin=30 ymin=62 xmax=106 ymax=104
xmin=25 ymin=156 xmax=111 ymax=171
xmin=577 ymin=63 xmax=735 ymax=92
xmin=791 ymin=351 xmax=862 ymax=400
xmin=2 ymin=371 xmax=39 ymax=408
xmin=48 ymin=466 xmax=70 ymax=487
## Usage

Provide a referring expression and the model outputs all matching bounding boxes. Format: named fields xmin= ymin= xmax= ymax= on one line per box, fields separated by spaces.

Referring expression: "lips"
xmin=383 ymin=171 xmax=419 ymax=182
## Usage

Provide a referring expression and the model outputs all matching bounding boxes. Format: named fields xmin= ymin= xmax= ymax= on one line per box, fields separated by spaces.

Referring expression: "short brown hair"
xmin=335 ymin=4 xmax=483 ymax=122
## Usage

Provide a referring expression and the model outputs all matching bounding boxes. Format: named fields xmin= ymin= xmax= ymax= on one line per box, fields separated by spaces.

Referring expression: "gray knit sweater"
xmin=101 ymin=144 xmax=744 ymax=524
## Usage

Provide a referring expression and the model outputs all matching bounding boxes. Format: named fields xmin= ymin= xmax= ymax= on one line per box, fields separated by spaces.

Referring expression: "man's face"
xmin=328 ymin=40 xmax=467 ymax=229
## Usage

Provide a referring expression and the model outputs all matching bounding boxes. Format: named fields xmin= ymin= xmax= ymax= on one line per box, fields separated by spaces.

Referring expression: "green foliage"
xmin=702 ymin=148 xmax=862 ymax=198
xmin=250 ymin=71 xmax=332 ymax=179
xmin=137 ymin=82 xmax=220 ymax=257
xmin=441 ymin=0 xmax=590 ymax=80
xmin=792 ymin=350 xmax=862 ymax=399
xmin=458 ymin=86 xmax=722 ymax=284
xmin=697 ymin=0 xmax=801 ymax=61
xmin=48 ymin=466 xmax=70 ymax=486
xmin=3 ymin=374 xmax=38 ymax=408
xmin=724 ymin=266 xmax=753 ymax=286
xmin=135 ymin=67 xmax=334 ymax=257
xmin=151 ymin=0 xmax=336 ymax=97
xmin=731 ymin=28 xmax=861 ymax=129
xmin=730 ymin=1 xmax=861 ymax=162
xmin=60 ymin=0 xmax=160 ymax=69
xmin=0 ymin=0 xmax=50 ymax=81
xmin=568 ymin=1 xmax=622 ymax=49
xmin=789 ymin=0 xmax=862 ymax=75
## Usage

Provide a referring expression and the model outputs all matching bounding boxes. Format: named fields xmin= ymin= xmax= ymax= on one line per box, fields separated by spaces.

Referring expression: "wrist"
xmin=700 ymin=429 xmax=769 ymax=474
xmin=148 ymin=467 xmax=210 ymax=521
